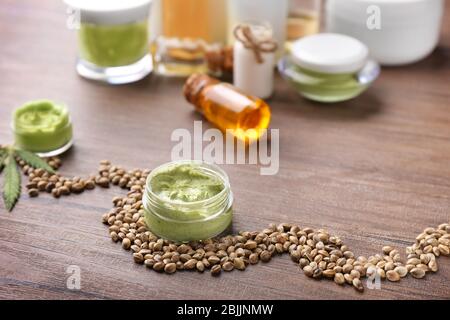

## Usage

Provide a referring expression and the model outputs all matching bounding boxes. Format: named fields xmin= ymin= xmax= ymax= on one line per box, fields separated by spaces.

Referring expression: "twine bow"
xmin=233 ymin=24 xmax=278 ymax=64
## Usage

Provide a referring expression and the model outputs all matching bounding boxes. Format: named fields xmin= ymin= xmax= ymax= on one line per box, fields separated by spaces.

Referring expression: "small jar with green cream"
xmin=143 ymin=161 xmax=233 ymax=242
xmin=12 ymin=100 xmax=73 ymax=157
xmin=64 ymin=0 xmax=152 ymax=84
xmin=278 ymin=33 xmax=380 ymax=103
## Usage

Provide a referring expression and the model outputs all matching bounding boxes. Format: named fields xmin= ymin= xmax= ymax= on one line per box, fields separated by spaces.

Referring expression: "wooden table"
xmin=1 ymin=0 xmax=449 ymax=300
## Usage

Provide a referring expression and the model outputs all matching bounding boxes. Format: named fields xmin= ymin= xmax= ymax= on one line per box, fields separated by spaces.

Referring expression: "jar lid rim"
xmin=63 ymin=0 xmax=151 ymax=12
xmin=63 ymin=0 xmax=151 ymax=25
xmin=290 ymin=33 xmax=369 ymax=74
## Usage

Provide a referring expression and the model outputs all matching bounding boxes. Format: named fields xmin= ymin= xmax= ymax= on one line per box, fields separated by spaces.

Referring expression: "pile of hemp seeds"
xmin=21 ymin=158 xmax=450 ymax=293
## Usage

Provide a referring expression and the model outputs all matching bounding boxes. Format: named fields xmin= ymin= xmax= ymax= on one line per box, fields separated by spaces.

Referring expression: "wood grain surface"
xmin=0 ymin=0 xmax=449 ymax=300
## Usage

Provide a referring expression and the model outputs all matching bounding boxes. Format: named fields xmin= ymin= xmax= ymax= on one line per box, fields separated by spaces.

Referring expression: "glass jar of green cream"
xmin=12 ymin=100 xmax=73 ymax=157
xmin=143 ymin=160 xmax=233 ymax=242
xmin=279 ymin=33 xmax=380 ymax=102
xmin=64 ymin=0 xmax=152 ymax=84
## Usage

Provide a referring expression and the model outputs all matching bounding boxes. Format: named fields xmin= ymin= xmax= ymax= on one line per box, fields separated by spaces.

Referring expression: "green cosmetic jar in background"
xmin=77 ymin=20 xmax=149 ymax=68
xmin=278 ymin=33 xmax=380 ymax=103
xmin=143 ymin=160 xmax=233 ymax=242
xmin=12 ymin=100 xmax=73 ymax=157
xmin=64 ymin=0 xmax=152 ymax=84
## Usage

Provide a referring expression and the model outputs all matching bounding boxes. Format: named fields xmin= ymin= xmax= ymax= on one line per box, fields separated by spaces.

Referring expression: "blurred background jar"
xmin=286 ymin=0 xmax=321 ymax=50
xmin=227 ymin=0 xmax=288 ymax=59
xmin=65 ymin=0 xmax=153 ymax=84
xmin=151 ymin=0 xmax=227 ymax=76
xmin=326 ymin=0 xmax=444 ymax=66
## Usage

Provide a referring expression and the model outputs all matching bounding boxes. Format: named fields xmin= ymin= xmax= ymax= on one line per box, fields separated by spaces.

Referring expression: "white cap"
xmin=64 ymin=0 xmax=152 ymax=25
xmin=291 ymin=33 xmax=369 ymax=74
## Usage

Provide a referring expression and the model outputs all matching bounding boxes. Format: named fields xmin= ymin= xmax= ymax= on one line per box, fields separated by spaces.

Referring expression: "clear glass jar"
xmin=151 ymin=0 xmax=227 ymax=77
xmin=278 ymin=57 xmax=380 ymax=103
xmin=12 ymin=100 xmax=74 ymax=157
xmin=65 ymin=0 xmax=153 ymax=84
xmin=286 ymin=0 xmax=321 ymax=44
xmin=278 ymin=33 xmax=380 ymax=103
xmin=143 ymin=160 xmax=233 ymax=242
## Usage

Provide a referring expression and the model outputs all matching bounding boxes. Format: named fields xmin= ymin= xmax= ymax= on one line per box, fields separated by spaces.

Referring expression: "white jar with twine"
xmin=233 ymin=23 xmax=277 ymax=99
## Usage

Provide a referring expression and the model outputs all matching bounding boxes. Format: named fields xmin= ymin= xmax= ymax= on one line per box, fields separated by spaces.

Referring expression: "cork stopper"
xmin=183 ymin=74 xmax=220 ymax=105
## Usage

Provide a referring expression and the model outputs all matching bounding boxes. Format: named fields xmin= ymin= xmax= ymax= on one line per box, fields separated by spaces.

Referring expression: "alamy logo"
xmin=66 ymin=265 xmax=81 ymax=290
xmin=171 ymin=121 xmax=280 ymax=175
xmin=66 ymin=6 xmax=80 ymax=30
xmin=366 ymin=5 xmax=381 ymax=30
xmin=366 ymin=266 xmax=382 ymax=290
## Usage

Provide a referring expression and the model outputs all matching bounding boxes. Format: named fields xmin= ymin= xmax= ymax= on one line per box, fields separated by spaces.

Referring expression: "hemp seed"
xmin=22 ymin=158 xmax=450 ymax=294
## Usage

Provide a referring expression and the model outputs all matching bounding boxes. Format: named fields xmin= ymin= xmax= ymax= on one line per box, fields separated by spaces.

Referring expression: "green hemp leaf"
xmin=2 ymin=153 xmax=21 ymax=211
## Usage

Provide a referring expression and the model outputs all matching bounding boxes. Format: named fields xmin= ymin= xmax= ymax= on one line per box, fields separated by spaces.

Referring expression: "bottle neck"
xmin=183 ymin=74 xmax=220 ymax=107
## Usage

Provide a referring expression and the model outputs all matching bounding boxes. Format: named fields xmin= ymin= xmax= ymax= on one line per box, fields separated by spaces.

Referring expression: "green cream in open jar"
xmin=143 ymin=161 xmax=233 ymax=242
xmin=278 ymin=33 xmax=380 ymax=102
xmin=12 ymin=100 xmax=73 ymax=156
xmin=78 ymin=21 xmax=149 ymax=68
xmin=64 ymin=0 xmax=152 ymax=84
